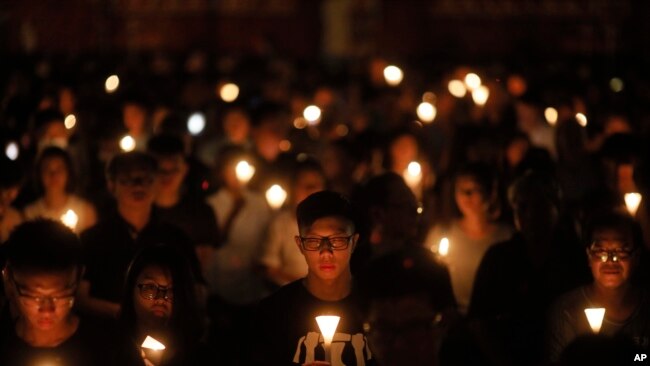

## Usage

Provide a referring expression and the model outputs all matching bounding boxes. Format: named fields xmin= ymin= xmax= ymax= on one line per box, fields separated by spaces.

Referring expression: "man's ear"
xmin=350 ymin=233 xmax=360 ymax=252
xmin=294 ymin=236 xmax=303 ymax=252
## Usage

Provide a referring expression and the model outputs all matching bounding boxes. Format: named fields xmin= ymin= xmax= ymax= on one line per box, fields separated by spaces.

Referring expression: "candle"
xmin=464 ymin=73 xmax=482 ymax=91
xmin=60 ymin=209 xmax=78 ymax=231
xmin=265 ymin=184 xmax=288 ymax=209
xmin=624 ymin=192 xmax=642 ymax=217
xmin=316 ymin=315 xmax=340 ymax=363
xmin=141 ymin=335 xmax=166 ymax=365
xmin=235 ymin=160 xmax=255 ymax=184
xmin=584 ymin=308 xmax=605 ymax=334
xmin=416 ymin=102 xmax=436 ymax=123
xmin=220 ymin=83 xmax=240 ymax=102
xmin=471 ymin=85 xmax=489 ymax=106
xmin=544 ymin=107 xmax=558 ymax=126
xmin=438 ymin=237 xmax=449 ymax=257
xmin=303 ymin=105 xmax=322 ymax=125
xmin=402 ymin=161 xmax=422 ymax=190
xmin=105 ymin=75 xmax=120 ymax=94
xmin=187 ymin=112 xmax=206 ymax=136
xmin=64 ymin=114 xmax=77 ymax=129
xmin=448 ymin=80 xmax=467 ymax=98
xmin=120 ymin=135 xmax=136 ymax=152
xmin=575 ymin=113 xmax=588 ymax=127
xmin=5 ymin=141 xmax=19 ymax=161
xmin=383 ymin=65 xmax=403 ymax=86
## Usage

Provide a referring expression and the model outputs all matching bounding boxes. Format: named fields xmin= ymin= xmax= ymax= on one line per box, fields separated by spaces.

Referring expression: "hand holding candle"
xmin=141 ymin=336 xmax=166 ymax=365
xmin=584 ymin=308 xmax=605 ymax=334
xmin=624 ymin=192 xmax=642 ymax=217
xmin=438 ymin=237 xmax=449 ymax=257
xmin=316 ymin=315 xmax=340 ymax=363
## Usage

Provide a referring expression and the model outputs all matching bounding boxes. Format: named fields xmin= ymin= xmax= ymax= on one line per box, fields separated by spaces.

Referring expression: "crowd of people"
xmin=1 ymin=51 xmax=650 ymax=365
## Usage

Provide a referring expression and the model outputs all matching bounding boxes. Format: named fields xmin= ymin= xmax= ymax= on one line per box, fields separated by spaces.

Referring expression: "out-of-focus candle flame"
xmin=448 ymin=80 xmax=467 ymax=98
xmin=187 ymin=112 xmax=206 ymax=136
xmin=316 ymin=315 xmax=340 ymax=346
xmin=235 ymin=160 xmax=255 ymax=184
xmin=464 ymin=73 xmax=482 ymax=91
xmin=141 ymin=335 xmax=166 ymax=350
xmin=120 ymin=135 xmax=136 ymax=152
xmin=472 ymin=86 xmax=489 ymax=106
xmin=609 ymin=78 xmax=624 ymax=93
xmin=417 ymin=102 xmax=437 ymax=123
xmin=383 ymin=65 xmax=404 ymax=86
xmin=220 ymin=83 xmax=239 ymax=102
xmin=575 ymin=113 xmax=588 ymax=127
xmin=584 ymin=308 xmax=605 ymax=334
xmin=545 ymin=107 xmax=558 ymax=126
xmin=60 ymin=209 xmax=78 ymax=231
xmin=303 ymin=105 xmax=322 ymax=125
xmin=5 ymin=142 xmax=19 ymax=161
xmin=403 ymin=161 xmax=422 ymax=189
xmin=105 ymin=75 xmax=120 ymax=93
xmin=64 ymin=114 xmax=77 ymax=129
xmin=625 ymin=192 xmax=642 ymax=216
xmin=265 ymin=184 xmax=288 ymax=210
xmin=438 ymin=237 xmax=449 ymax=256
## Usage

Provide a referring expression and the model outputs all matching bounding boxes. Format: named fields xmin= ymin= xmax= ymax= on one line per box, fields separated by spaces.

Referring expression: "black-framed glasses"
xmin=7 ymin=271 xmax=76 ymax=308
xmin=137 ymin=283 xmax=173 ymax=301
xmin=588 ymin=243 xmax=635 ymax=263
xmin=298 ymin=235 xmax=353 ymax=251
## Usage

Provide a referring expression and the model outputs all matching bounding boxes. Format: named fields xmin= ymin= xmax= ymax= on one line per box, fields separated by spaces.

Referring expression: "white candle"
xmin=624 ymin=192 xmax=642 ymax=217
xmin=60 ymin=209 xmax=78 ymax=231
xmin=584 ymin=308 xmax=605 ymax=334
xmin=235 ymin=160 xmax=255 ymax=184
xmin=265 ymin=184 xmax=288 ymax=210
xmin=141 ymin=335 xmax=166 ymax=365
xmin=316 ymin=315 xmax=340 ymax=363
xmin=141 ymin=336 xmax=166 ymax=350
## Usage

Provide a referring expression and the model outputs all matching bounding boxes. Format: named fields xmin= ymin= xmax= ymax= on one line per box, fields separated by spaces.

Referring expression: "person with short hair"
xmin=0 ymin=219 xmax=131 ymax=366
xmin=251 ymin=191 xmax=374 ymax=366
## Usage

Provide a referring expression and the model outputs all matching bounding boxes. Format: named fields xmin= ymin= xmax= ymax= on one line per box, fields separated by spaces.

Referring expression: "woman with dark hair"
xmin=424 ymin=162 xmax=513 ymax=314
xmin=546 ymin=212 xmax=650 ymax=362
xmin=119 ymin=244 xmax=206 ymax=366
xmin=23 ymin=146 xmax=96 ymax=232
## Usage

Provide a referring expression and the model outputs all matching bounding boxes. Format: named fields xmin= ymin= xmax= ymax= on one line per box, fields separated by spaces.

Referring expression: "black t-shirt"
xmin=81 ymin=211 xmax=202 ymax=302
xmin=154 ymin=196 xmax=220 ymax=248
xmin=0 ymin=316 xmax=138 ymax=366
xmin=250 ymin=280 xmax=375 ymax=366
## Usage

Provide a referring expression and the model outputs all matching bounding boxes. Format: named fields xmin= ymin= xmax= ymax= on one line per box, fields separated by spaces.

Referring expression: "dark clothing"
xmin=154 ymin=196 xmax=220 ymax=248
xmin=468 ymin=233 xmax=591 ymax=365
xmin=0 ymin=316 xmax=137 ymax=366
xmin=81 ymin=210 xmax=202 ymax=302
xmin=250 ymin=280 xmax=375 ymax=366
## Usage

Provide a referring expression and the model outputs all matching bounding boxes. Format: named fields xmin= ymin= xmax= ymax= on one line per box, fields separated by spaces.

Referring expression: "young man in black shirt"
xmin=251 ymin=191 xmax=374 ymax=366
xmin=0 ymin=219 xmax=133 ymax=366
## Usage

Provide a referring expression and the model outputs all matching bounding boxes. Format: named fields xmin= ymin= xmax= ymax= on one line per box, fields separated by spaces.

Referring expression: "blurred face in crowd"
xmin=134 ymin=264 xmax=173 ymax=331
xmin=123 ymin=103 xmax=147 ymax=135
xmin=296 ymin=216 xmax=357 ymax=282
xmin=292 ymin=170 xmax=325 ymax=206
xmin=588 ymin=228 xmax=637 ymax=290
xmin=366 ymin=295 xmax=441 ymax=366
xmin=455 ymin=176 xmax=488 ymax=218
xmin=223 ymin=109 xmax=251 ymax=144
xmin=38 ymin=121 xmax=69 ymax=151
xmin=7 ymin=268 xmax=78 ymax=332
xmin=505 ymin=137 xmax=529 ymax=169
xmin=41 ymin=156 xmax=69 ymax=194
xmin=110 ymin=168 xmax=158 ymax=210
xmin=156 ymin=155 xmax=187 ymax=196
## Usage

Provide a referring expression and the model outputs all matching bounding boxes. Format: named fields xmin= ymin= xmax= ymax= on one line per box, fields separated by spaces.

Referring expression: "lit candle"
xmin=64 ymin=114 xmax=77 ymax=129
xmin=60 ymin=209 xmax=78 ymax=231
xmin=105 ymin=75 xmax=120 ymax=94
xmin=187 ymin=112 xmax=206 ymax=136
xmin=438 ymin=237 xmax=449 ymax=257
xmin=265 ymin=184 xmax=288 ymax=209
xmin=402 ymin=161 xmax=422 ymax=190
xmin=625 ymin=192 xmax=642 ymax=217
xmin=303 ymin=105 xmax=322 ymax=125
xmin=220 ymin=83 xmax=240 ymax=102
xmin=416 ymin=102 xmax=437 ymax=123
xmin=448 ymin=80 xmax=467 ymax=98
xmin=575 ymin=113 xmax=588 ymax=127
xmin=235 ymin=160 xmax=255 ymax=184
xmin=544 ymin=107 xmax=558 ymax=126
xmin=383 ymin=65 xmax=403 ymax=86
xmin=316 ymin=315 xmax=340 ymax=363
xmin=464 ymin=73 xmax=482 ymax=91
xmin=471 ymin=85 xmax=490 ymax=106
xmin=120 ymin=135 xmax=136 ymax=152
xmin=584 ymin=308 xmax=605 ymax=333
xmin=5 ymin=141 xmax=19 ymax=161
xmin=141 ymin=335 xmax=166 ymax=365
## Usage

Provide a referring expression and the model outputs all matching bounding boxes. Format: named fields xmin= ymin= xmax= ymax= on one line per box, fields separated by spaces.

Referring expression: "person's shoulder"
xmin=259 ymin=279 xmax=305 ymax=307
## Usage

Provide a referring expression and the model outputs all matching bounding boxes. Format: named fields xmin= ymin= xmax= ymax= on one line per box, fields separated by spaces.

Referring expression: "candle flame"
xmin=625 ymin=192 xmax=642 ymax=216
xmin=60 ymin=209 xmax=78 ymax=231
xmin=120 ymin=135 xmax=136 ymax=152
xmin=141 ymin=335 xmax=166 ymax=350
xmin=265 ymin=184 xmax=288 ymax=209
xmin=403 ymin=161 xmax=422 ymax=189
xmin=316 ymin=315 xmax=340 ymax=346
xmin=383 ymin=65 xmax=404 ymax=86
xmin=235 ymin=160 xmax=255 ymax=184
xmin=439 ymin=237 xmax=449 ymax=256
xmin=584 ymin=308 xmax=605 ymax=334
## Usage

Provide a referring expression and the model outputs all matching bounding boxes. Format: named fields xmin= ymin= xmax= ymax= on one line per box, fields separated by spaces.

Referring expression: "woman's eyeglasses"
xmin=137 ymin=283 xmax=173 ymax=301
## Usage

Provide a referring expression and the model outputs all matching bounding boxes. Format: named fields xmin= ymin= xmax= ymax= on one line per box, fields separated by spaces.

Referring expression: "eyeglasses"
xmin=8 ymin=273 xmax=76 ymax=308
xmin=588 ymin=245 xmax=635 ymax=263
xmin=137 ymin=283 xmax=173 ymax=301
xmin=298 ymin=235 xmax=353 ymax=251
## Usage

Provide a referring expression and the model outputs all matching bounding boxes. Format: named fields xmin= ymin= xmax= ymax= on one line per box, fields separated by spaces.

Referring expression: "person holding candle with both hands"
xmin=250 ymin=190 xmax=374 ymax=366
xmin=546 ymin=212 xmax=650 ymax=362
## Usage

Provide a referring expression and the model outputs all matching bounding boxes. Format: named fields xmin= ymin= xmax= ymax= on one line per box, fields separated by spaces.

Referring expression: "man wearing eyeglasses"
xmin=250 ymin=190 xmax=375 ymax=366
xmin=0 ymin=219 xmax=132 ymax=365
